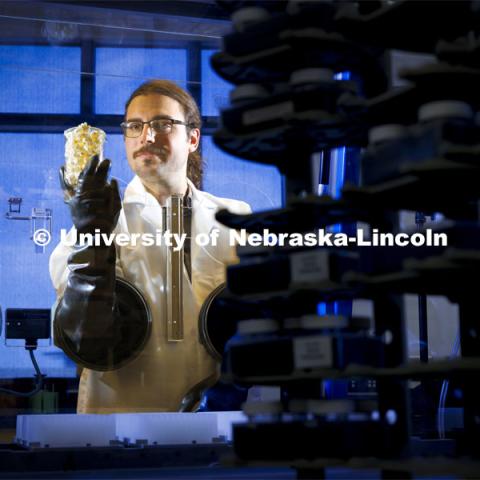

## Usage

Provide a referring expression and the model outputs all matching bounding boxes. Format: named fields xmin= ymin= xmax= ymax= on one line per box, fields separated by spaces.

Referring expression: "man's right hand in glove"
xmin=60 ymin=155 xmax=121 ymax=236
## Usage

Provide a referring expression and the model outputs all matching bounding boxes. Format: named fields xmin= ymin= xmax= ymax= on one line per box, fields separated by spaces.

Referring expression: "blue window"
xmin=201 ymin=49 xmax=231 ymax=117
xmin=0 ymin=46 xmax=81 ymax=113
xmin=95 ymin=48 xmax=187 ymax=114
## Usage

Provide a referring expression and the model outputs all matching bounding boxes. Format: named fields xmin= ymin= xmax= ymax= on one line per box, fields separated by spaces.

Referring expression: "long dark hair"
xmin=125 ymin=80 xmax=203 ymax=188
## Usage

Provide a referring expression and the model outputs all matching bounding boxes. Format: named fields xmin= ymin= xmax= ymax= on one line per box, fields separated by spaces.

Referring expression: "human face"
xmin=124 ymin=94 xmax=200 ymax=184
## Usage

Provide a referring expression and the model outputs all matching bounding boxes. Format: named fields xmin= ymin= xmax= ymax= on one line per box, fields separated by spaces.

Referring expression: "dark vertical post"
xmin=80 ymin=40 xmax=95 ymax=117
xmin=187 ymin=43 xmax=202 ymax=112
xmin=458 ymin=298 xmax=480 ymax=457
xmin=374 ymin=294 xmax=410 ymax=457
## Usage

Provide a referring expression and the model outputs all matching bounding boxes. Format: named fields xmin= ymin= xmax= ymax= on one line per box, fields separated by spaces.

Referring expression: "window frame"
xmin=0 ymin=40 xmax=219 ymax=136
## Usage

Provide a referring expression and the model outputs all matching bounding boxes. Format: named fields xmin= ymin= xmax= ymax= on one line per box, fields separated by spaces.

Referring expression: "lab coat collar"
xmin=122 ymin=176 xmax=157 ymax=207
xmin=188 ymin=178 xmax=217 ymax=212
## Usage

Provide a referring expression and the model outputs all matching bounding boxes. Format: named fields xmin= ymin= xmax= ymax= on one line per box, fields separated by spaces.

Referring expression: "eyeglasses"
xmin=120 ymin=118 xmax=193 ymax=138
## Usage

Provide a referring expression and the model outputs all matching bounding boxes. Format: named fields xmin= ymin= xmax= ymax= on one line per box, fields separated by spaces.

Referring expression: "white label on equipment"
xmin=290 ymin=250 xmax=329 ymax=286
xmin=242 ymin=101 xmax=294 ymax=126
xmin=293 ymin=336 xmax=333 ymax=369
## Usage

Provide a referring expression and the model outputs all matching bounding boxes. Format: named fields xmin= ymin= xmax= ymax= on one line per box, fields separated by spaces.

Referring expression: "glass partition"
xmin=0 ymin=0 xmax=283 ymax=436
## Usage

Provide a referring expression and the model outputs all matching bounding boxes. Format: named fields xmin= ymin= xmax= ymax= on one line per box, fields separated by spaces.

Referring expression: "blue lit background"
xmin=0 ymin=47 xmax=283 ymax=378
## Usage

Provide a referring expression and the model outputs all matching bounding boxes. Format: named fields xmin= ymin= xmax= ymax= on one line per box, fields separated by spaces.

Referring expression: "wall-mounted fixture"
xmin=5 ymin=198 xmax=52 ymax=253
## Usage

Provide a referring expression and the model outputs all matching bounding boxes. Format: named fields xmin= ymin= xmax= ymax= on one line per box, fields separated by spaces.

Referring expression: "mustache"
xmin=133 ymin=146 xmax=166 ymax=159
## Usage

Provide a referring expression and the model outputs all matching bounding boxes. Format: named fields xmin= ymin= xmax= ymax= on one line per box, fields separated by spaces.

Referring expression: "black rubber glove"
xmin=54 ymin=156 xmax=151 ymax=371
xmin=62 ymin=156 xmax=121 ymax=235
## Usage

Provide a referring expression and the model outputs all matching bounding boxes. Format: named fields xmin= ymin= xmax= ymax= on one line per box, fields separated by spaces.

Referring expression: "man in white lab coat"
xmin=49 ymin=80 xmax=250 ymax=413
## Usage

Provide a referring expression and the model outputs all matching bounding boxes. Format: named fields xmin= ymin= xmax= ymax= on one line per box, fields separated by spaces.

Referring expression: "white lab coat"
xmin=49 ymin=176 xmax=251 ymax=413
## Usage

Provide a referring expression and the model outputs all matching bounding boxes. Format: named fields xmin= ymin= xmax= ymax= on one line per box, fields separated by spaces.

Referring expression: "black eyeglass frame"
xmin=120 ymin=117 xmax=195 ymax=137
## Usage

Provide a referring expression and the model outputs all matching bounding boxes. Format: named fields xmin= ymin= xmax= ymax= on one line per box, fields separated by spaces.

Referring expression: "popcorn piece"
xmin=64 ymin=123 xmax=106 ymax=187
